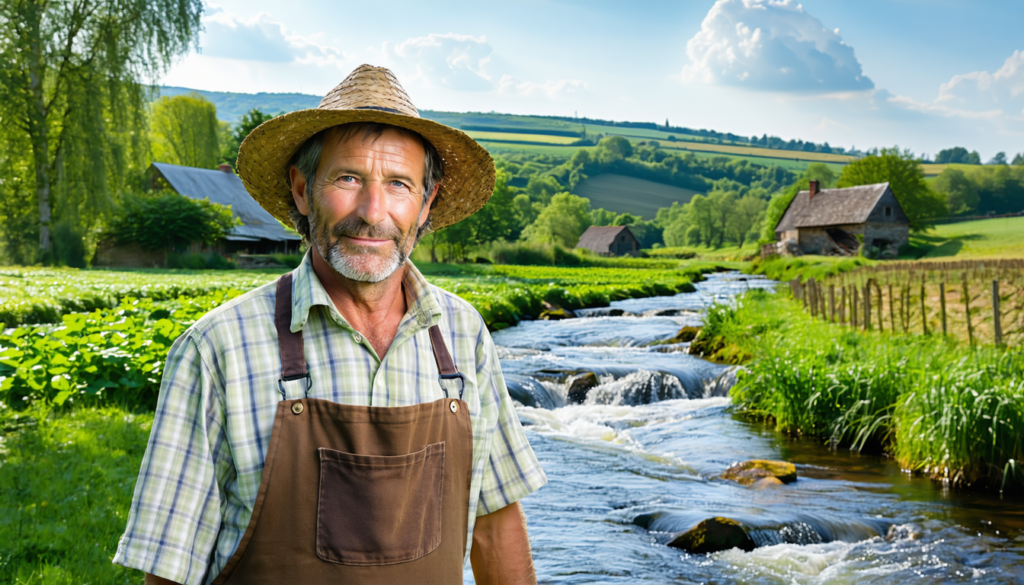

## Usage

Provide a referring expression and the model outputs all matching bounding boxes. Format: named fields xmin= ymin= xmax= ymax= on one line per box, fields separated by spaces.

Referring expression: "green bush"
xmin=167 ymin=252 xmax=237 ymax=270
xmin=51 ymin=219 xmax=87 ymax=268
xmin=106 ymin=191 xmax=240 ymax=252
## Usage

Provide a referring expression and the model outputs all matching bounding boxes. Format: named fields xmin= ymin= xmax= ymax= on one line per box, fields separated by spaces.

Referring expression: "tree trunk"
xmin=25 ymin=0 xmax=52 ymax=255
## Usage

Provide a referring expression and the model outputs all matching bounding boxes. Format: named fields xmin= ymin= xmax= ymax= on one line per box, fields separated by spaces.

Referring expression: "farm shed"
xmin=149 ymin=162 xmax=301 ymax=255
xmin=774 ymin=181 xmax=909 ymax=258
xmin=576 ymin=225 xmax=640 ymax=256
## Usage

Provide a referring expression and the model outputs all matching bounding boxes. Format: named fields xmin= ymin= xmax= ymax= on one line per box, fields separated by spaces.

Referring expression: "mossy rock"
xmin=671 ymin=326 xmax=701 ymax=343
xmin=667 ymin=517 xmax=755 ymax=554
xmin=539 ymin=308 xmax=575 ymax=320
xmin=721 ymin=460 xmax=797 ymax=485
xmin=689 ymin=332 xmax=752 ymax=364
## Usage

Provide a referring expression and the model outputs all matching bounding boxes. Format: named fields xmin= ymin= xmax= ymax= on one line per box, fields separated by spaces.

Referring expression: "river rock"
xmin=721 ymin=460 xmax=797 ymax=485
xmin=667 ymin=517 xmax=755 ymax=554
xmin=540 ymin=308 xmax=575 ymax=320
xmin=566 ymin=372 xmax=599 ymax=404
xmin=750 ymin=476 xmax=784 ymax=490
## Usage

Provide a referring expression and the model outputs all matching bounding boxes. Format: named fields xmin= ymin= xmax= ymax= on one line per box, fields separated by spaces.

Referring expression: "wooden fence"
xmin=789 ymin=259 xmax=1024 ymax=347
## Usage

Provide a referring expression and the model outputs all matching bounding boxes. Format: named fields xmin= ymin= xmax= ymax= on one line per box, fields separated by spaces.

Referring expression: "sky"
xmin=160 ymin=0 xmax=1024 ymax=160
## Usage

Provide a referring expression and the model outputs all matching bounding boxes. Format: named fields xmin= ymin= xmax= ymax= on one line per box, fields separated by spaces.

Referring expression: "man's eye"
xmin=333 ymin=175 xmax=357 ymax=185
xmin=389 ymin=180 xmax=409 ymax=189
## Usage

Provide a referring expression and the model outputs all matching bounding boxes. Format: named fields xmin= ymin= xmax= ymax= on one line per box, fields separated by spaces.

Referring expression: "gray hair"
xmin=287 ymin=122 xmax=444 ymax=245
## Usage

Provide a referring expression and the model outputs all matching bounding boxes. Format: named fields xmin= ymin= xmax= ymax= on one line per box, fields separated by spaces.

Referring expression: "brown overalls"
xmin=211 ymin=273 xmax=474 ymax=584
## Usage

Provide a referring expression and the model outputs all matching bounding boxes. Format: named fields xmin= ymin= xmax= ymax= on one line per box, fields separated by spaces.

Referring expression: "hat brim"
xmin=236 ymin=108 xmax=495 ymax=231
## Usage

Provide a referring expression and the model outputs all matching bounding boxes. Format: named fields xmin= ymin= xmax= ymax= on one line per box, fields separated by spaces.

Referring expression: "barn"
xmin=774 ymin=181 xmax=909 ymax=258
xmin=576 ymin=225 xmax=640 ymax=256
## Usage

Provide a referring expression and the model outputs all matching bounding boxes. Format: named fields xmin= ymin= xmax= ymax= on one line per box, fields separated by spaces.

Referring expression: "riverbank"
xmin=697 ymin=289 xmax=1024 ymax=490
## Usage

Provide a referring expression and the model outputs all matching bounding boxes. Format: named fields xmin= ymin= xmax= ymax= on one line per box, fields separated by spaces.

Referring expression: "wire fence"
xmin=789 ymin=259 xmax=1024 ymax=347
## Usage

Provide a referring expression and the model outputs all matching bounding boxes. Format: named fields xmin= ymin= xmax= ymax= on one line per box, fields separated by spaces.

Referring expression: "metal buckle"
xmin=439 ymin=372 xmax=465 ymax=400
xmin=278 ymin=373 xmax=312 ymax=399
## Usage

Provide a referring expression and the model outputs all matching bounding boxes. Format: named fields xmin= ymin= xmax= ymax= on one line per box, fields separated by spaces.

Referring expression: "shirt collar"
xmin=289 ymin=250 xmax=442 ymax=333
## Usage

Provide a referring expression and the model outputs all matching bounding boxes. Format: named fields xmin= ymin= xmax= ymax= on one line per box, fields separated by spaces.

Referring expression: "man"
xmin=114 ymin=65 xmax=547 ymax=585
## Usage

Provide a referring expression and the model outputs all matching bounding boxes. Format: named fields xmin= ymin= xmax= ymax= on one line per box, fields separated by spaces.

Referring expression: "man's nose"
xmin=357 ymin=180 xmax=387 ymax=226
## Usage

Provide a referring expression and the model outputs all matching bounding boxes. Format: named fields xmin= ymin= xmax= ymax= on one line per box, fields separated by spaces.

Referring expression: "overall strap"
xmin=275 ymin=273 xmax=309 ymax=396
xmin=428 ymin=325 xmax=465 ymax=399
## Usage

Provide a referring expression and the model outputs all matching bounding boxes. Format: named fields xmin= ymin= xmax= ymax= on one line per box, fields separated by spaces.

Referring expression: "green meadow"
xmin=906 ymin=216 xmax=1024 ymax=259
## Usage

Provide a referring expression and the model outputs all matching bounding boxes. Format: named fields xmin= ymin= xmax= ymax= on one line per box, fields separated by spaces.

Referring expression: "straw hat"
xmin=236 ymin=64 xmax=495 ymax=230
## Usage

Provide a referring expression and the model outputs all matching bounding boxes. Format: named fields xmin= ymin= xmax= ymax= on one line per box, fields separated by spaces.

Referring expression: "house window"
xmin=884 ymin=206 xmax=893 ymax=217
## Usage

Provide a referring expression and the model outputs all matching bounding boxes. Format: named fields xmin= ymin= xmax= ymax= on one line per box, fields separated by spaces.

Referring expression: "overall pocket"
xmin=316 ymin=442 xmax=445 ymax=565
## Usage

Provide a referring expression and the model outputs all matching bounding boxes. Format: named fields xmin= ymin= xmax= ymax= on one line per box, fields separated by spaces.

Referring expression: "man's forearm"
xmin=470 ymin=501 xmax=537 ymax=585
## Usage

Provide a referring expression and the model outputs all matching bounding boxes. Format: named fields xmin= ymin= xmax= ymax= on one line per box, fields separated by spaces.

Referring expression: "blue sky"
xmin=161 ymin=0 xmax=1024 ymax=160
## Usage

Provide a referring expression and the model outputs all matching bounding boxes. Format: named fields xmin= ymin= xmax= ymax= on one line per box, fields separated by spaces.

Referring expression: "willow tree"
xmin=151 ymin=93 xmax=221 ymax=169
xmin=0 ymin=0 xmax=203 ymax=259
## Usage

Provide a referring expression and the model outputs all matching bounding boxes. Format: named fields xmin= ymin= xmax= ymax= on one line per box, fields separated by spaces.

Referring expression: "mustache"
xmin=329 ymin=218 xmax=404 ymax=241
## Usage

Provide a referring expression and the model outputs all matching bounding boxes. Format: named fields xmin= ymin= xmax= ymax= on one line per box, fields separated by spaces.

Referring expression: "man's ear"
xmin=418 ymin=183 xmax=440 ymax=228
xmin=289 ymin=166 xmax=310 ymax=215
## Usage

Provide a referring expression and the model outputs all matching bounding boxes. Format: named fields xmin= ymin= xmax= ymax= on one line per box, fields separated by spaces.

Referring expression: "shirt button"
xmin=291 ymin=402 xmax=304 ymax=415
xmin=353 ymin=333 xmax=362 ymax=344
xmin=449 ymin=401 xmax=459 ymax=414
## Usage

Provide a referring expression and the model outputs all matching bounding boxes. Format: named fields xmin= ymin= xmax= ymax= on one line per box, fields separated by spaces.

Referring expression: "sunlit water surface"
xmin=465 ymin=273 xmax=1024 ymax=584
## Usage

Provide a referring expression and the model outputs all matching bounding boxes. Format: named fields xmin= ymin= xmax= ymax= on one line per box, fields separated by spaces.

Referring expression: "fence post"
xmin=820 ymin=283 xmax=828 ymax=320
xmin=852 ymin=286 xmax=859 ymax=328
xmin=963 ymin=275 xmax=974 ymax=345
xmin=840 ymin=287 xmax=847 ymax=324
xmin=888 ymin=284 xmax=895 ymax=331
xmin=808 ymin=279 xmax=817 ymax=317
xmin=993 ymin=279 xmax=1002 ymax=347
xmin=829 ymin=285 xmax=836 ymax=323
xmin=864 ymin=280 xmax=872 ymax=331
xmin=920 ymin=282 xmax=928 ymax=336
xmin=939 ymin=282 xmax=947 ymax=336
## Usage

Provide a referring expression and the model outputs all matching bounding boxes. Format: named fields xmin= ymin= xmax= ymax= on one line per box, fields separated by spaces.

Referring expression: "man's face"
xmin=295 ymin=127 xmax=436 ymax=283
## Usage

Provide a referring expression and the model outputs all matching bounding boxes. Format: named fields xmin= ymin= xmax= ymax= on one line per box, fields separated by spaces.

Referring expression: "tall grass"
xmin=716 ymin=290 xmax=1024 ymax=489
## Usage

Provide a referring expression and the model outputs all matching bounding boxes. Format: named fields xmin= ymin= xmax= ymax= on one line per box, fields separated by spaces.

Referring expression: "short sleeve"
xmin=475 ymin=337 xmax=547 ymax=516
xmin=113 ymin=333 xmax=229 ymax=585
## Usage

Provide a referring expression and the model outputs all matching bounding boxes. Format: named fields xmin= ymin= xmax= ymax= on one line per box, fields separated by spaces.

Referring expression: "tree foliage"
xmin=932 ymin=165 xmax=1024 ymax=217
xmin=150 ymin=93 xmax=222 ymax=169
xmin=106 ymin=192 xmax=239 ymax=251
xmin=521 ymin=192 xmax=592 ymax=247
xmin=0 ymin=0 xmax=203 ymax=258
xmin=221 ymin=108 xmax=276 ymax=169
xmin=836 ymin=148 xmax=947 ymax=230
xmin=935 ymin=147 xmax=981 ymax=165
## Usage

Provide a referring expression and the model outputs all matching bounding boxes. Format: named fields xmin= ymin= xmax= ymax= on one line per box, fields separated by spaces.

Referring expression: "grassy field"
xmin=574 ymin=173 xmax=698 ymax=218
xmin=464 ymin=130 xmax=580 ymax=145
xmin=906 ymin=216 xmax=1024 ymax=259
xmin=647 ymin=243 xmax=761 ymax=261
xmin=652 ymin=139 xmax=857 ymax=163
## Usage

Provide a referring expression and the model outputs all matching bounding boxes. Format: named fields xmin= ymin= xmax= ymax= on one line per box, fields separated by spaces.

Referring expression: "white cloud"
xmin=498 ymin=75 xmax=589 ymax=99
xmin=371 ymin=33 xmax=495 ymax=91
xmin=680 ymin=0 xmax=873 ymax=92
xmin=199 ymin=7 xmax=345 ymax=67
xmin=935 ymin=50 xmax=1024 ymax=116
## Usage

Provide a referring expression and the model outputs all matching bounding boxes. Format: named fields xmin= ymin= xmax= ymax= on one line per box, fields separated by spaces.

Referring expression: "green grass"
xmin=0 ymin=406 xmax=153 ymax=584
xmin=710 ymin=290 xmax=1024 ymax=489
xmin=746 ymin=255 xmax=875 ymax=282
xmin=904 ymin=216 xmax=1024 ymax=259
xmin=646 ymin=243 xmax=760 ymax=261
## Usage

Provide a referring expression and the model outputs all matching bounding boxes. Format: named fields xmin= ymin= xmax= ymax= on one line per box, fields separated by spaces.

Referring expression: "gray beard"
xmin=309 ymin=208 xmax=412 ymax=284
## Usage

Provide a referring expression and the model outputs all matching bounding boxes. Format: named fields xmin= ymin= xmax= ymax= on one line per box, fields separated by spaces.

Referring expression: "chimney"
xmin=809 ymin=180 xmax=819 ymax=200
xmin=218 ymin=164 xmax=233 ymax=173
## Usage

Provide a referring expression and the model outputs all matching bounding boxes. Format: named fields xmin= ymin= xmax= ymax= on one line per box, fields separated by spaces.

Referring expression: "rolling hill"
xmin=574 ymin=174 xmax=698 ymax=219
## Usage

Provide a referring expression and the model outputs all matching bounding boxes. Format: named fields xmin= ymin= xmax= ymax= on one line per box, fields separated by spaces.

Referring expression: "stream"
xmin=467 ymin=272 xmax=1024 ymax=584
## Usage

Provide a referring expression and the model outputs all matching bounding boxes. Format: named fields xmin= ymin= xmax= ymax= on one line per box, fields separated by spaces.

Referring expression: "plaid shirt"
xmin=114 ymin=253 xmax=546 ymax=585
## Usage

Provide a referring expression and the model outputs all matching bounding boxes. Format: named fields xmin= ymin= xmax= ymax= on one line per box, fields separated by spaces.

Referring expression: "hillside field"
xmin=906 ymin=216 xmax=1024 ymax=259
xmin=574 ymin=174 xmax=698 ymax=219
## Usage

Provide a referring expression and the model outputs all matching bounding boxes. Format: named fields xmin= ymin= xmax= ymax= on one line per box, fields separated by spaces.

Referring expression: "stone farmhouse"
xmin=576 ymin=225 xmax=640 ymax=256
xmin=774 ymin=181 xmax=909 ymax=258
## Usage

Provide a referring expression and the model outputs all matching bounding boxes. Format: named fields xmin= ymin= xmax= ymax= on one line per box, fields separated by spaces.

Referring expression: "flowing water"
xmin=466 ymin=272 xmax=1024 ymax=584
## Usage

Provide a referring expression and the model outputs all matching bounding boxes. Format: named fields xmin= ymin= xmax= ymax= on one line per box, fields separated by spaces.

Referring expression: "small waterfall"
xmin=584 ymin=370 xmax=687 ymax=406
